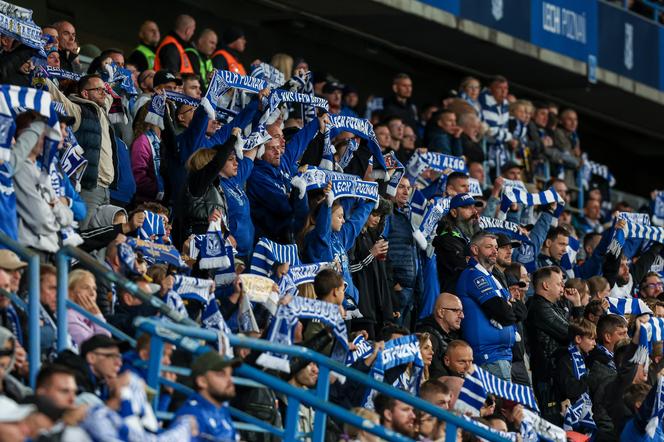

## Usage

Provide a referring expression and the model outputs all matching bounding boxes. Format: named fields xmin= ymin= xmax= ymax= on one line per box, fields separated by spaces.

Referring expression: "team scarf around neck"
xmin=563 ymin=392 xmax=596 ymax=433
xmin=454 ymin=364 xmax=540 ymax=416
xmin=631 ymin=317 xmax=664 ymax=366
xmin=596 ymin=344 xmax=617 ymax=371
xmin=607 ymin=297 xmax=652 ymax=316
xmin=288 ymin=262 xmax=335 ymax=286
xmin=362 ymin=334 xmax=424 ymax=409
xmin=413 ymin=196 xmax=450 ymax=250
xmin=568 ymin=343 xmax=587 ymax=380
xmin=257 ymin=296 xmax=348 ymax=373
xmin=0 ymin=2 xmax=45 ymax=56
xmin=405 ymin=151 xmax=467 ymax=179
xmin=560 ymin=235 xmax=580 ymax=272
xmin=384 ymin=151 xmax=405 ymax=197
xmin=498 ymin=187 xmax=564 ymax=220
xmin=0 ymin=84 xmax=61 ymax=164
xmin=328 ymin=114 xmax=387 ymax=177
xmin=250 ymin=237 xmax=301 ymax=277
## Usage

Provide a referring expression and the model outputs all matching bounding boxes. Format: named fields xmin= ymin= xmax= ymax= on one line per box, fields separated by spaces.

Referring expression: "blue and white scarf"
xmin=478 ymin=217 xmax=531 ymax=245
xmin=581 ymin=159 xmax=616 ymax=189
xmin=560 ymin=235 xmax=580 ymax=275
xmin=138 ymin=211 xmax=165 ymax=241
xmin=596 ymin=345 xmax=617 ymax=371
xmin=0 ymin=2 xmax=44 ymax=56
xmin=498 ymin=187 xmax=564 ymax=220
xmin=290 ymin=166 xmax=359 ymax=197
xmin=172 ymin=275 xmax=214 ymax=304
xmin=328 ymin=114 xmax=387 ymax=176
xmin=455 ymin=364 xmax=540 ymax=416
xmin=43 ymin=66 xmax=81 ymax=82
xmin=193 ymin=220 xmax=232 ymax=270
xmin=164 ymin=90 xmax=200 ymax=106
xmin=47 ymin=160 xmax=82 ymax=246
xmin=563 ymin=392 xmax=596 ymax=433
xmin=257 ymin=296 xmax=348 ymax=373
xmin=287 ymin=71 xmax=316 ymax=123
xmin=611 ymin=222 xmax=664 ymax=254
xmin=117 ymin=242 xmax=141 ymax=277
xmin=319 ymin=125 xmax=334 ymax=170
xmin=413 ymin=197 xmax=450 ymax=250
xmin=288 ymin=262 xmax=335 ymax=286
xmin=632 ymin=317 xmax=664 ymax=365
xmin=126 ymin=237 xmax=186 ymax=268
xmin=652 ymin=191 xmax=664 ymax=227
xmin=408 ymin=188 xmax=428 ymax=228
xmin=405 ymin=151 xmax=466 ymax=179
xmin=0 ymin=304 xmax=23 ymax=346
xmin=328 ymin=179 xmax=379 ymax=206
xmin=250 ymin=237 xmax=301 ymax=277
xmin=468 ymin=177 xmax=483 ymax=197
xmin=363 ymin=334 xmax=424 ymax=409
xmin=338 ymin=138 xmax=359 ymax=170
xmin=59 ymin=129 xmax=87 ymax=191
xmin=569 ymin=343 xmax=587 ymax=380
xmin=646 ymin=375 xmax=664 ymax=437
xmin=607 ymin=297 xmax=652 ymax=316
xmin=145 ymin=130 xmax=164 ymax=200
xmin=384 ymin=151 xmax=405 ymax=197
xmin=250 ymin=62 xmax=285 ymax=89
xmin=346 ymin=335 xmax=374 ymax=365
xmin=268 ymin=89 xmax=328 ymax=115
xmin=0 ymin=85 xmax=60 ymax=163
xmin=239 ymin=124 xmax=271 ymax=159
xmin=144 ymin=93 xmax=166 ymax=130
xmin=203 ymin=70 xmax=268 ymax=118
xmin=618 ymin=211 xmax=651 ymax=226
xmin=200 ymin=299 xmax=234 ymax=358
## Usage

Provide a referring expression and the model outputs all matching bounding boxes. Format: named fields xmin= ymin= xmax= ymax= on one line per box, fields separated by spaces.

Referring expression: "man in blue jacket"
xmin=248 ymin=114 xmax=328 ymax=243
xmin=456 ymin=231 xmax=517 ymax=381
xmin=175 ymin=351 xmax=240 ymax=442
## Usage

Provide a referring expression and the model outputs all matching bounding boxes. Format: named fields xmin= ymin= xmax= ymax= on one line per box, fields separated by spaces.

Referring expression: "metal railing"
xmin=0 ymin=232 xmax=40 ymax=388
xmin=135 ymin=317 xmax=512 ymax=442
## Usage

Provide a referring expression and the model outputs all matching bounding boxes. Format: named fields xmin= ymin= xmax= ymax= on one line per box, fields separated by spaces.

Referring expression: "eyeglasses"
xmin=440 ymin=307 xmax=463 ymax=314
xmin=85 ymin=87 xmax=106 ymax=94
xmin=646 ymin=282 xmax=664 ymax=290
xmin=93 ymin=351 xmax=122 ymax=360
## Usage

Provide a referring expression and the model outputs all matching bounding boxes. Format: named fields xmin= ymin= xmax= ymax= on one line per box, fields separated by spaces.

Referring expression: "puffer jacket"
xmin=386 ymin=208 xmax=418 ymax=289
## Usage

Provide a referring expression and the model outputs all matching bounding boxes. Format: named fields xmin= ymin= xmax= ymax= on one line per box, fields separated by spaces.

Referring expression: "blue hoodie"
xmin=247 ymin=118 xmax=320 ymax=242
xmin=109 ymin=137 xmax=136 ymax=205
xmin=220 ymin=156 xmax=254 ymax=257
xmin=304 ymin=198 xmax=373 ymax=302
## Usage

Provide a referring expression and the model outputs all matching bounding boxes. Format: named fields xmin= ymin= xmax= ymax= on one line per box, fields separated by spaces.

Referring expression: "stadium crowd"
xmin=1 ymin=2 xmax=664 ymax=441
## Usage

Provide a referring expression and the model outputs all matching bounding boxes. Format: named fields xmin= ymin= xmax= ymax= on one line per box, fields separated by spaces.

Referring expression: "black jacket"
xmin=416 ymin=316 xmax=457 ymax=379
xmin=553 ymin=347 xmax=589 ymax=404
xmin=587 ymin=347 xmax=619 ymax=441
xmin=432 ymin=227 xmax=468 ymax=294
xmin=604 ymin=242 xmax=663 ymax=292
xmin=382 ymin=94 xmax=418 ymax=129
xmin=526 ymin=294 xmax=583 ymax=383
xmin=157 ymin=32 xmax=192 ymax=73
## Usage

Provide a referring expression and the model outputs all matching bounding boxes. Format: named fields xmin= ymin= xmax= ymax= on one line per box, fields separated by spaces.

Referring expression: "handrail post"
xmin=283 ymin=397 xmax=301 ymax=442
xmin=445 ymin=422 xmax=458 ymax=442
xmin=146 ymin=334 xmax=164 ymax=412
xmin=27 ymin=253 xmax=40 ymax=388
xmin=312 ymin=365 xmax=330 ymax=442
xmin=56 ymin=251 xmax=69 ymax=352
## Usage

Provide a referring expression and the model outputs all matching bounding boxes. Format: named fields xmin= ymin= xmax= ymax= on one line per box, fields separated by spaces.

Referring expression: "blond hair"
xmin=68 ymin=269 xmax=94 ymax=291
xmin=270 ymin=53 xmax=293 ymax=81
xmin=344 ymin=407 xmax=380 ymax=437
xmin=186 ymin=148 xmax=217 ymax=172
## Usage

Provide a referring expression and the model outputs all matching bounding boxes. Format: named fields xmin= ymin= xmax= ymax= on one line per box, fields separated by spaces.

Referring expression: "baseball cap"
xmin=153 ymin=70 xmax=183 ymax=88
xmin=0 ymin=250 xmax=27 ymax=271
xmin=449 ymin=193 xmax=483 ymax=210
xmin=191 ymin=351 xmax=241 ymax=378
xmin=505 ymin=273 xmax=527 ymax=288
xmin=322 ymin=81 xmax=344 ymax=94
xmin=496 ymin=233 xmax=521 ymax=249
xmin=79 ymin=334 xmax=121 ymax=357
xmin=0 ymin=396 xmax=35 ymax=422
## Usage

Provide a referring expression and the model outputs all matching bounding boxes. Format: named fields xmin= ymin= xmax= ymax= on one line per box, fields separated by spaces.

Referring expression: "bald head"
xmin=53 ymin=21 xmax=76 ymax=52
xmin=434 ymin=293 xmax=464 ymax=333
xmin=196 ymin=29 xmax=218 ymax=57
xmin=174 ymin=15 xmax=196 ymax=42
xmin=139 ymin=20 xmax=160 ymax=46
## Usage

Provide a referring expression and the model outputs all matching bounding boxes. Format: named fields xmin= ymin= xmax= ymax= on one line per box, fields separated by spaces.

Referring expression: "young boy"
xmin=554 ymin=318 xmax=596 ymax=430
xmin=301 ymin=269 xmax=345 ymax=354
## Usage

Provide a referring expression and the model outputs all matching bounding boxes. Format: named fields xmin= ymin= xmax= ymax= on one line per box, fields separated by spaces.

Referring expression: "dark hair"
xmin=546 ymin=226 xmax=570 ymax=242
xmin=490 ymin=75 xmax=508 ymax=85
xmin=374 ymin=393 xmax=397 ymax=420
xmin=392 ymin=73 xmax=411 ymax=83
xmin=640 ymin=271 xmax=662 ymax=289
xmin=583 ymin=300 xmax=604 ymax=321
xmin=624 ymin=383 xmax=651 ymax=412
xmin=36 ymin=364 xmax=76 ymax=389
xmin=379 ymin=324 xmax=410 ymax=342
xmin=596 ymin=314 xmax=627 ymax=345
xmin=313 ymin=269 xmax=344 ymax=299
xmin=78 ymin=74 xmax=102 ymax=93
xmin=532 ymin=266 xmax=562 ymax=289
xmin=583 ymin=232 xmax=601 ymax=250
xmin=504 ymin=263 xmax=524 ymax=284
xmin=181 ymin=73 xmax=200 ymax=83
xmin=39 ymin=264 xmax=57 ymax=280
xmin=447 ymin=171 xmax=469 ymax=186
xmin=419 ymin=379 xmax=450 ymax=400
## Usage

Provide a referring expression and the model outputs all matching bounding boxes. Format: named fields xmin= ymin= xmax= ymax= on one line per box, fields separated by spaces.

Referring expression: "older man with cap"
xmin=416 ymin=292 xmax=464 ymax=379
xmin=432 ymin=193 xmax=482 ymax=294
xmin=0 ymin=396 xmax=37 ymax=441
xmin=456 ymin=231 xmax=517 ymax=380
xmin=175 ymin=351 xmax=240 ymax=442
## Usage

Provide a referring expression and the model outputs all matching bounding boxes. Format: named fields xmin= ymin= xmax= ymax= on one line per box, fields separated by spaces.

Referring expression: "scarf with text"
xmin=405 ymin=151 xmax=466 ymax=179
xmin=563 ymin=392 xmax=596 ymax=433
xmin=125 ymin=237 xmax=186 ymax=268
xmin=290 ymin=166 xmax=360 ymax=197
xmin=288 ymin=262 xmax=335 ymax=286
xmin=328 ymin=179 xmax=379 ymax=207
xmin=384 ymin=151 xmax=405 ymax=197
xmin=257 ymin=296 xmax=348 ymax=373
xmin=0 ymin=1 xmax=44 ymax=56
xmin=413 ymin=196 xmax=450 ymax=250
xmin=346 ymin=335 xmax=374 ymax=365
xmin=569 ymin=343 xmax=587 ymax=380
xmin=328 ymin=114 xmax=387 ymax=176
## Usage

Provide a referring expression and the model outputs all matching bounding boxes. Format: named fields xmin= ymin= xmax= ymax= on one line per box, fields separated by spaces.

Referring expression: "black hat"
xmin=496 ymin=233 xmax=521 ymax=249
xmin=153 ymin=70 xmax=182 ymax=88
xmin=501 ymin=161 xmax=524 ymax=172
xmin=80 ymin=334 xmax=121 ymax=357
xmin=505 ymin=273 xmax=527 ymax=288
xmin=223 ymin=26 xmax=245 ymax=45
xmin=322 ymin=81 xmax=344 ymax=94
xmin=191 ymin=351 xmax=241 ymax=378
